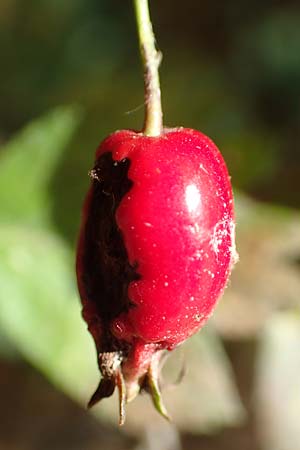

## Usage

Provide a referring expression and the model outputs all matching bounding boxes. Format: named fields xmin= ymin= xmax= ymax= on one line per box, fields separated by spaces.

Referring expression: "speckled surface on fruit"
xmin=98 ymin=128 xmax=237 ymax=347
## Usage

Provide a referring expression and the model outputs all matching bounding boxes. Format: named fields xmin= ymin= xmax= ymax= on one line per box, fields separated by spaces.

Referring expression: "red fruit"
xmin=76 ymin=127 xmax=237 ymax=423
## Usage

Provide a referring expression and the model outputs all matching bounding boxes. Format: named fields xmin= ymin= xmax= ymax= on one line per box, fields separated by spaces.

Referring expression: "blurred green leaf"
xmin=0 ymin=106 xmax=82 ymax=227
xmin=0 ymin=224 xmax=97 ymax=403
xmin=0 ymin=106 xmax=96 ymax=402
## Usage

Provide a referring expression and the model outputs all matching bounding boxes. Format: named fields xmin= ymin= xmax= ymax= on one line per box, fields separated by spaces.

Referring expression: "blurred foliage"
xmin=0 ymin=107 xmax=82 ymax=227
xmin=0 ymin=109 xmax=96 ymax=400
xmin=0 ymin=0 xmax=300 ymax=447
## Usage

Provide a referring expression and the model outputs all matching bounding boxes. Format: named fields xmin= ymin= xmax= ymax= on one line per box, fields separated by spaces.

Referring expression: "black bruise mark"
xmin=81 ymin=152 xmax=140 ymax=349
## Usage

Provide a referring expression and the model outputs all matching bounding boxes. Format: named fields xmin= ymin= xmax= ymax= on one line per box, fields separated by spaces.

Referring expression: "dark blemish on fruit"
xmin=81 ymin=151 xmax=140 ymax=351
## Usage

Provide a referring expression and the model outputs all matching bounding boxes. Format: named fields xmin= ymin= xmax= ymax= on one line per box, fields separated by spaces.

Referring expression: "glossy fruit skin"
xmin=76 ymin=127 xmax=237 ymax=420
xmin=98 ymin=128 xmax=235 ymax=345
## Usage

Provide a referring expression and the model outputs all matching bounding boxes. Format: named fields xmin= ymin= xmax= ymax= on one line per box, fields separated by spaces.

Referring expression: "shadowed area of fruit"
xmin=0 ymin=0 xmax=300 ymax=449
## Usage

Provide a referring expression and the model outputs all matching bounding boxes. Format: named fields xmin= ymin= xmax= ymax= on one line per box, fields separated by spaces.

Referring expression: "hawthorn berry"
xmin=76 ymin=128 xmax=237 ymax=422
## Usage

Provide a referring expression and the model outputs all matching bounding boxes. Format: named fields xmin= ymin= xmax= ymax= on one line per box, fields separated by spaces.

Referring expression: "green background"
xmin=0 ymin=1 xmax=300 ymax=449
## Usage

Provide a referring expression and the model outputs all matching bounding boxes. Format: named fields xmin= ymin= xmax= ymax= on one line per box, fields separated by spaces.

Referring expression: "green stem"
xmin=133 ymin=0 xmax=163 ymax=136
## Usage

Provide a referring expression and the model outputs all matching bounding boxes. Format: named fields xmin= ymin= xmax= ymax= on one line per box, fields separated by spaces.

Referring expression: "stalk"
xmin=133 ymin=0 xmax=163 ymax=136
